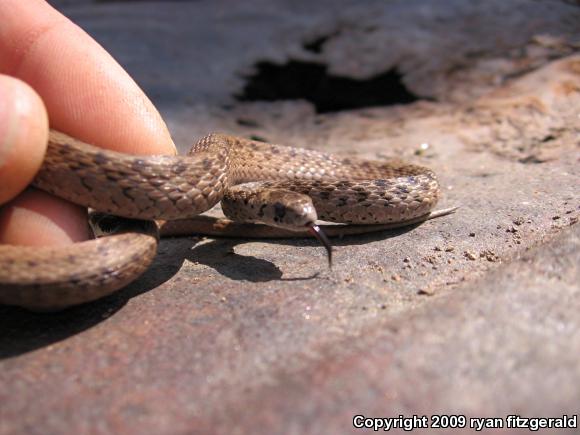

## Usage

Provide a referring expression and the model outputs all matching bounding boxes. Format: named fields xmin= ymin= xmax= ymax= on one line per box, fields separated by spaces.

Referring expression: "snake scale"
xmin=0 ymin=130 xmax=444 ymax=311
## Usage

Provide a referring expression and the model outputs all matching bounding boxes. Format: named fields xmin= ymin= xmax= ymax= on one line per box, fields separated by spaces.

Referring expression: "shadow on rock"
xmin=0 ymin=238 xmax=194 ymax=359
xmin=186 ymin=238 xmax=319 ymax=282
xmin=0 ymin=226 xmax=416 ymax=358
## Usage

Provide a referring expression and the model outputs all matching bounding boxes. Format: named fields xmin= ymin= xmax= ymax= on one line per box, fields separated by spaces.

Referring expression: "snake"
xmin=0 ymin=129 xmax=448 ymax=311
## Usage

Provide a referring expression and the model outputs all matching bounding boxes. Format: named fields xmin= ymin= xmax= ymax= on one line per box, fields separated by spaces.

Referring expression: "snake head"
xmin=222 ymin=184 xmax=319 ymax=230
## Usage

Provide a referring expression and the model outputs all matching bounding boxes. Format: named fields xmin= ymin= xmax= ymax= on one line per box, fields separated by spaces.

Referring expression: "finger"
xmin=0 ymin=0 xmax=176 ymax=247
xmin=0 ymin=189 xmax=89 ymax=246
xmin=0 ymin=0 xmax=176 ymax=155
xmin=0 ymin=75 xmax=48 ymax=205
xmin=0 ymin=75 xmax=83 ymax=246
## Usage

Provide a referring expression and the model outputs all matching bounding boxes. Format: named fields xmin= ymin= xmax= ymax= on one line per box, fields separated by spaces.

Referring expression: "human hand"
xmin=0 ymin=0 xmax=176 ymax=246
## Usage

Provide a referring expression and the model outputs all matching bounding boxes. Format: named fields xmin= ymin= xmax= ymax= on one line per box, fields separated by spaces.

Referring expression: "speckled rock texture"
xmin=1 ymin=1 xmax=579 ymax=434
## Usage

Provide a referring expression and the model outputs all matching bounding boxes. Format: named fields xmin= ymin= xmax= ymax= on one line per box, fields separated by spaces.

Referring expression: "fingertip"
xmin=0 ymin=188 xmax=89 ymax=246
xmin=0 ymin=0 xmax=176 ymax=156
xmin=0 ymin=74 xmax=48 ymax=205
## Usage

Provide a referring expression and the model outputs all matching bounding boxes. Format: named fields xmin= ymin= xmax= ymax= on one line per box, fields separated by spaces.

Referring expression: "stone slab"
xmin=1 ymin=1 xmax=579 ymax=434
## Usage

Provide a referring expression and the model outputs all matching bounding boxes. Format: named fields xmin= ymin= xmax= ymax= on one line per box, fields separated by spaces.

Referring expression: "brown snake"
xmin=0 ymin=130 xmax=450 ymax=311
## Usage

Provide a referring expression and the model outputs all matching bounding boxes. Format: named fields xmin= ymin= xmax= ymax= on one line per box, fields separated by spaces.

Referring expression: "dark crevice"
xmin=303 ymin=34 xmax=333 ymax=53
xmin=236 ymin=118 xmax=261 ymax=128
xmin=249 ymin=135 xmax=268 ymax=142
xmin=236 ymin=60 xmax=420 ymax=114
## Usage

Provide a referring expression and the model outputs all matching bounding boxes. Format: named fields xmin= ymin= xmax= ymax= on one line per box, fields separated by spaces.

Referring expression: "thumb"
xmin=0 ymin=75 xmax=89 ymax=246
xmin=0 ymin=74 xmax=48 ymax=204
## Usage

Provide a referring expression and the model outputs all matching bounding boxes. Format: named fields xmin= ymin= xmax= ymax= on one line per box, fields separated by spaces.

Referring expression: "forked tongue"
xmin=307 ymin=224 xmax=333 ymax=268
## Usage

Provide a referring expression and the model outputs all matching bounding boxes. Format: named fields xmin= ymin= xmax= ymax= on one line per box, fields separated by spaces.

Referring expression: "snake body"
xmin=0 ymin=130 xmax=440 ymax=310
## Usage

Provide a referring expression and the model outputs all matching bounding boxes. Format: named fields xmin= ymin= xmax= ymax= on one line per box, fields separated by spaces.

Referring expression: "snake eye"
xmin=307 ymin=224 xmax=333 ymax=268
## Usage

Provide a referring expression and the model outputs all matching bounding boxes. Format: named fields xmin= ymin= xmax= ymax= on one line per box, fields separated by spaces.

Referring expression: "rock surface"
xmin=1 ymin=1 xmax=579 ymax=434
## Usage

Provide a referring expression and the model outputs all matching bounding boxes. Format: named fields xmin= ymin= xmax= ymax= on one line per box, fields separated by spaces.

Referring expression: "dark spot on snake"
xmin=202 ymin=158 xmax=212 ymax=170
xmin=319 ymin=191 xmax=330 ymax=200
xmin=74 ymin=161 xmax=91 ymax=169
xmin=172 ymin=163 xmax=188 ymax=174
xmin=79 ymin=175 xmax=94 ymax=193
xmin=274 ymin=202 xmax=286 ymax=222
xmin=258 ymin=204 xmax=267 ymax=218
xmin=94 ymin=153 xmax=108 ymax=165
xmin=57 ymin=143 xmax=72 ymax=155
xmin=270 ymin=147 xmax=280 ymax=154
xmin=122 ymin=187 xmax=136 ymax=200
xmin=375 ymin=179 xmax=388 ymax=187
xmin=132 ymin=159 xmax=147 ymax=170
xmin=69 ymin=273 xmax=82 ymax=286
xmin=27 ymin=260 xmax=38 ymax=267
